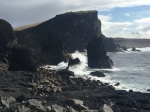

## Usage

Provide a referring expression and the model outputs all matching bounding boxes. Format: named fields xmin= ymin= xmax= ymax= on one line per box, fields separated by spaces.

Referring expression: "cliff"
xmin=0 ymin=19 xmax=17 ymax=54
xmin=0 ymin=19 xmax=36 ymax=71
xmin=15 ymin=10 xmax=116 ymax=53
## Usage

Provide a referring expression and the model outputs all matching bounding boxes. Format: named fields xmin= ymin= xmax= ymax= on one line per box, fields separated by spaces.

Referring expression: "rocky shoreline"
xmin=0 ymin=68 xmax=150 ymax=112
xmin=1 ymin=10 xmax=150 ymax=112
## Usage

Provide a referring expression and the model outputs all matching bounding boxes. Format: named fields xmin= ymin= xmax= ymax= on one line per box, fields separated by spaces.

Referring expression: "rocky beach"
xmin=1 ymin=10 xmax=150 ymax=112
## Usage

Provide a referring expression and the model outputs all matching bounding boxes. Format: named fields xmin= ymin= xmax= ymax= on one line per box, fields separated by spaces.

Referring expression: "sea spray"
xmin=45 ymin=49 xmax=150 ymax=93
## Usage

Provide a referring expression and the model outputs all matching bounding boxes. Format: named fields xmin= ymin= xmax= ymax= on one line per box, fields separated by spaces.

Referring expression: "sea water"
xmin=45 ymin=47 xmax=150 ymax=93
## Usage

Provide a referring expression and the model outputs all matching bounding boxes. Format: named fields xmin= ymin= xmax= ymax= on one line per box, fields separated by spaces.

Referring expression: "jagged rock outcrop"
xmin=15 ymin=10 xmax=101 ymax=53
xmin=87 ymin=36 xmax=113 ymax=68
xmin=8 ymin=45 xmax=37 ymax=71
xmin=14 ymin=10 xmax=117 ymax=65
xmin=131 ymin=47 xmax=141 ymax=52
xmin=101 ymin=34 xmax=117 ymax=52
xmin=0 ymin=19 xmax=37 ymax=71
xmin=0 ymin=19 xmax=17 ymax=54
xmin=66 ymin=58 xmax=80 ymax=69
xmin=15 ymin=10 xmax=108 ymax=65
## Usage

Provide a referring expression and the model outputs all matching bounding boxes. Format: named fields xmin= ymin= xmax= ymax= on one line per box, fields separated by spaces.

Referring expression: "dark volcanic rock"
xmin=8 ymin=44 xmax=37 ymax=71
xmin=87 ymin=36 xmax=113 ymax=68
xmin=56 ymin=69 xmax=74 ymax=79
xmin=0 ymin=19 xmax=17 ymax=54
xmin=15 ymin=10 xmax=117 ymax=65
xmin=66 ymin=57 xmax=80 ymax=69
xmin=0 ymin=69 xmax=150 ymax=112
xmin=101 ymin=35 xmax=117 ymax=52
xmin=132 ymin=47 xmax=136 ymax=51
xmin=90 ymin=71 xmax=105 ymax=77
xmin=132 ymin=47 xmax=141 ymax=52
xmin=40 ymin=39 xmax=69 ymax=65
xmin=0 ymin=19 xmax=37 ymax=71
xmin=15 ymin=10 xmax=101 ymax=53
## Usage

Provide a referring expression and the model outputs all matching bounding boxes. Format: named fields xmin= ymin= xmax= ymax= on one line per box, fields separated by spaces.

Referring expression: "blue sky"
xmin=99 ymin=5 xmax=150 ymax=22
xmin=98 ymin=5 xmax=150 ymax=38
xmin=0 ymin=0 xmax=150 ymax=38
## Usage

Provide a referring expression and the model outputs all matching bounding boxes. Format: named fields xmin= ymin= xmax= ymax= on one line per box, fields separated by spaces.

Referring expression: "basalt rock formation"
xmin=8 ymin=44 xmax=37 ymax=71
xmin=0 ymin=19 xmax=36 ymax=71
xmin=87 ymin=36 xmax=113 ymax=68
xmin=15 ymin=10 xmax=116 ymax=56
xmin=0 ymin=19 xmax=17 ymax=54
xmin=66 ymin=57 xmax=81 ymax=69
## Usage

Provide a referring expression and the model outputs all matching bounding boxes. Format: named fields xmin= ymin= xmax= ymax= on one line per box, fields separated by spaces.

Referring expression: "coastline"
xmin=0 ymin=68 xmax=150 ymax=112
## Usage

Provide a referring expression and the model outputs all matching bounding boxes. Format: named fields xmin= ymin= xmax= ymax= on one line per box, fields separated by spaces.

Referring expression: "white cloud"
xmin=134 ymin=18 xmax=150 ymax=24
xmin=124 ymin=13 xmax=130 ymax=17
xmin=0 ymin=0 xmax=150 ymax=38
xmin=98 ymin=15 xmax=112 ymax=22
xmin=97 ymin=12 xmax=150 ymax=38
xmin=1 ymin=0 xmax=150 ymax=27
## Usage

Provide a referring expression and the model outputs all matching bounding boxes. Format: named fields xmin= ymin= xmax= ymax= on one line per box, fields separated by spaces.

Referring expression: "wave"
xmin=44 ymin=50 xmax=150 ymax=93
xmin=137 ymin=47 xmax=150 ymax=52
xmin=127 ymin=47 xmax=150 ymax=52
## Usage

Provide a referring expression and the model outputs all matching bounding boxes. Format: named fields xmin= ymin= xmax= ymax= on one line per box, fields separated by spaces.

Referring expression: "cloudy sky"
xmin=0 ymin=0 xmax=150 ymax=38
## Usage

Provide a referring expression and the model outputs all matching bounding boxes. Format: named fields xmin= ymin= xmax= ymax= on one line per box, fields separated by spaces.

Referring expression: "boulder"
xmin=18 ymin=105 xmax=31 ymax=112
xmin=86 ymin=36 xmax=113 ymax=68
xmin=131 ymin=47 xmax=141 ymax=52
xmin=90 ymin=71 xmax=105 ymax=77
xmin=65 ymin=99 xmax=88 ymax=111
xmin=66 ymin=57 xmax=81 ymax=69
xmin=102 ymin=104 xmax=114 ymax=112
xmin=114 ymin=82 xmax=120 ymax=86
xmin=56 ymin=69 xmax=74 ymax=79
xmin=8 ymin=44 xmax=37 ymax=71
xmin=0 ymin=96 xmax=16 ymax=108
xmin=51 ymin=104 xmax=65 ymax=112
xmin=27 ymin=99 xmax=46 ymax=112
xmin=0 ymin=19 xmax=17 ymax=54
xmin=132 ymin=47 xmax=136 ymax=51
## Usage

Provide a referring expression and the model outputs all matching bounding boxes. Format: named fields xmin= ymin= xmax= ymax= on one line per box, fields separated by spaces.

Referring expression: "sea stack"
xmin=87 ymin=35 xmax=113 ymax=68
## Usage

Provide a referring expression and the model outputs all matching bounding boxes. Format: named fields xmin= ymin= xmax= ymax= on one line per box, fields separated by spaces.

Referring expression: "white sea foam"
xmin=44 ymin=49 xmax=150 ymax=93
xmin=137 ymin=47 xmax=150 ymax=52
xmin=127 ymin=47 xmax=150 ymax=52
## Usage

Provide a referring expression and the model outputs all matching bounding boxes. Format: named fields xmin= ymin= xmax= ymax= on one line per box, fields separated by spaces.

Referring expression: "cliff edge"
xmin=15 ymin=10 xmax=116 ymax=53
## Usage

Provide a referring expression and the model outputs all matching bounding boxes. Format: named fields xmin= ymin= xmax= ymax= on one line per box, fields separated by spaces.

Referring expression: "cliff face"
xmin=0 ymin=19 xmax=37 ymax=71
xmin=14 ymin=10 xmax=116 ymax=65
xmin=0 ymin=19 xmax=17 ymax=54
xmin=87 ymin=36 xmax=113 ymax=68
xmin=15 ymin=10 xmax=102 ymax=53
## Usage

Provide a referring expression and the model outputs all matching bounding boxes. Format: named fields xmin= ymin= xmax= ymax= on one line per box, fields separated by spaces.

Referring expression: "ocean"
xmin=45 ymin=47 xmax=150 ymax=93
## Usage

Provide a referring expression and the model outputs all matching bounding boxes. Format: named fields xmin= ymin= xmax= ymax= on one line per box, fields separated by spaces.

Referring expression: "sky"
xmin=0 ymin=0 xmax=150 ymax=38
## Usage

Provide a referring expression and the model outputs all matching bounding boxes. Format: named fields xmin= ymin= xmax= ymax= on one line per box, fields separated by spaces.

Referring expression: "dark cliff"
xmin=0 ymin=19 xmax=36 ymax=71
xmin=0 ymin=19 xmax=17 ymax=54
xmin=15 ymin=10 xmax=116 ymax=53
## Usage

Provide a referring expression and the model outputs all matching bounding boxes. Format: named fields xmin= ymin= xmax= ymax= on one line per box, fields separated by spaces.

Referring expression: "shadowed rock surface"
xmin=66 ymin=57 xmax=81 ymax=69
xmin=0 ymin=68 xmax=150 ymax=112
xmin=0 ymin=20 xmax=37 ymax=71
xmin=0 ymin=19 xmax=17 ymax=54
xmin=1 ymin=11 xmax=150 ymax=112
xmin=15 ymin=11 xmax=117 ymax=57
xmin=8 ymin=44 xmax=37 ymax=71
xmin=15 ymin=10 xmax=101 ymax=52
xmin=87 ymin=36 xmax=113 ymax=68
